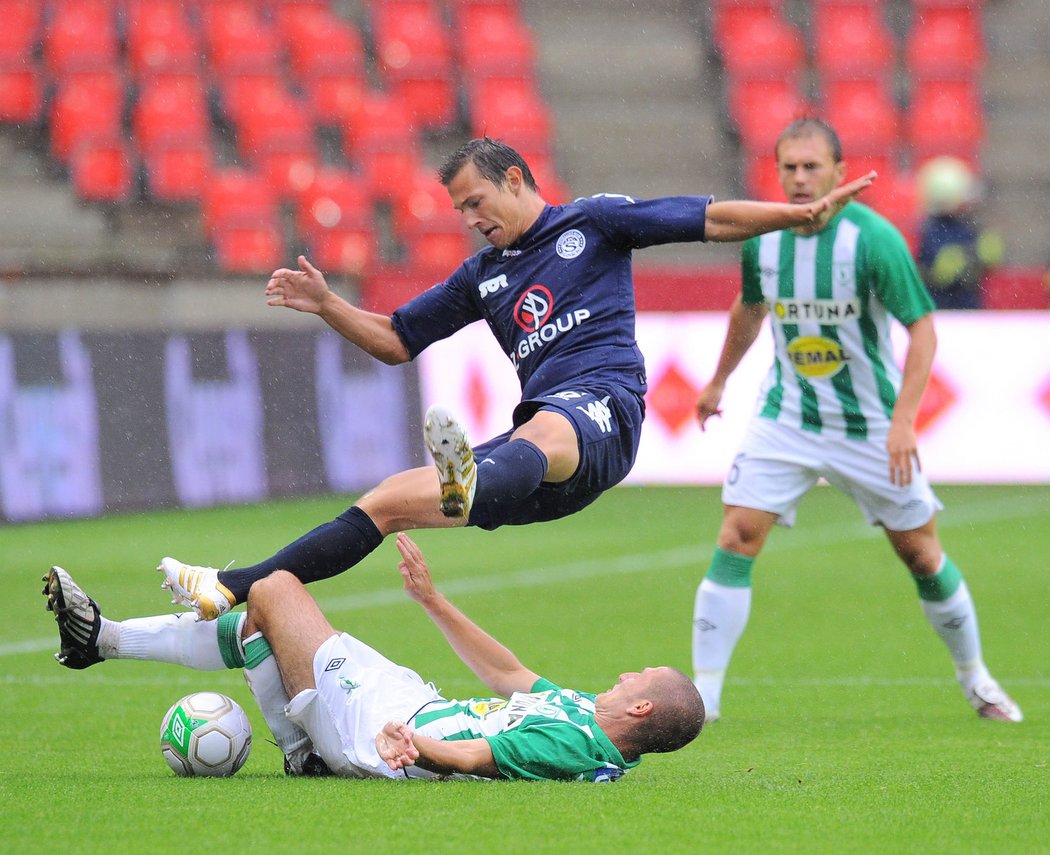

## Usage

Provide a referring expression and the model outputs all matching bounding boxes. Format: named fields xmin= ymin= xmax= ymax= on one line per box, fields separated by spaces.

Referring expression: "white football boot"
xmin=966 ymin=677 xmax=1023 ymax=723
xmin=423 ymin=405 xmax=477 ymax=519
xmin=158 ymin=557 xmax=236 ymax=621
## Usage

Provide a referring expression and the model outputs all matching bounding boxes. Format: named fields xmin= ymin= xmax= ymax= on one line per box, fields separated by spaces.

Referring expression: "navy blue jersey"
xmin=391 ymin=193 xmax=711 ymax=401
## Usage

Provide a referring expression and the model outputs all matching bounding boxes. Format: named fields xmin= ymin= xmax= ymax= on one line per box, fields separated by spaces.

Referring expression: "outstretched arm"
xmin=265 ymin=255 xmax=411 ymax=365
xmin=704 ymin=172 xmax=876 ymax=242
xmin=376 ymin=721 xmax=499 ymax=777
xmin=396 ymin=533 xmax=541 ymax=697
xmin=696 ymin=295 xmax=768 ymax=430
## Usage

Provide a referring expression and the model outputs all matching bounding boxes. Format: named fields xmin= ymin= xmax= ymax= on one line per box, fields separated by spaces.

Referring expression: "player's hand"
xmin=696 ymin=382 xmax=726 ymax=431
xmin=886 ymin=419 xmax=920 ymax=487
xmin=265 ymin=255 xmax=331 ymax=314
xmin=376 ymin=721 xmax=419 ymax=771
xmin=806 ymin=171 xmax=877 ymax=229
xmin=397 ymin=532 xmax=438 ymax=605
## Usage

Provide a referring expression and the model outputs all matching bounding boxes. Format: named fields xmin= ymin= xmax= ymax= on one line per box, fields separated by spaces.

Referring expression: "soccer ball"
xmin=160 ymin=691 xmax=252 ymax=777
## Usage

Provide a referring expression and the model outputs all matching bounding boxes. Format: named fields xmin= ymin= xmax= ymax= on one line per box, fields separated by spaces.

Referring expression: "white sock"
xmin=692 ymin=578 xmax=752 ymax=714
xmin=242 ymin=631 xmax=310 ymax=755
xmin=919 ymin=581 xmax=989 ymax=689
xmin=98 ymin=614 xmax=237 ymax=670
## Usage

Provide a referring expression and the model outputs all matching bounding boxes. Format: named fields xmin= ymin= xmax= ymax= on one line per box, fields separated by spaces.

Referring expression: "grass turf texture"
xmin=3 ymin=485 xmax=1048 ymax=854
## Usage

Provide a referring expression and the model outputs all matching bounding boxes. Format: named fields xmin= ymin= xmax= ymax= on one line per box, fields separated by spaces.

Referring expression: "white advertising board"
xmin=417 ymin=312 xmax=1050 ymax=484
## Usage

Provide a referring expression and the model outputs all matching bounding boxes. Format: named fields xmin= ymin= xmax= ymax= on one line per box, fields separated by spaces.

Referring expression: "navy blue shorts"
xmin=466 ymin=384 xmax=645 ymax=531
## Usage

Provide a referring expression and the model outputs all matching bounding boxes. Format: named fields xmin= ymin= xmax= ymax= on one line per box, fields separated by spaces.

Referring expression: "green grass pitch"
xmin=3 ymin=485 xmax=1048 ymax=854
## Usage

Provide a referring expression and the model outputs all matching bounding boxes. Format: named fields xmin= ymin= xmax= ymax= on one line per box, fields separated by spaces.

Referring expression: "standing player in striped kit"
xmin=691 ymin=119 xmax=1021 ymax=724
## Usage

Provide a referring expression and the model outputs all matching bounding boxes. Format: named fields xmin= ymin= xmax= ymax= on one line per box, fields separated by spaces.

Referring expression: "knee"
xmin=717 ymin=516 xmax=767 ymax=556
xmin=246 ymin=571 xmax=301 ymax=624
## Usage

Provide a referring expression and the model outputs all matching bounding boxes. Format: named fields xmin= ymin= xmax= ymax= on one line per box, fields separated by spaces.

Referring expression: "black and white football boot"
xmin=42 ymin=566 xmax=105 ymax=670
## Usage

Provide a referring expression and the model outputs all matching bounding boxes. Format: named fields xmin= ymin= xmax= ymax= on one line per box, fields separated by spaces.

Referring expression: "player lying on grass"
xmin=43 ymin=533 xmax=704 ymax=781
xmin=154 ymin=136 xmax=876 ymax=623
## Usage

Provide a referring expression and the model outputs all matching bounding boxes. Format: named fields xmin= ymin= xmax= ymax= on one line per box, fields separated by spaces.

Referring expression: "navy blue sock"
xmin=217 ymin=506 xmax=383 ymax=601
xmin=473 ymin=439 xmax=549 ymax=505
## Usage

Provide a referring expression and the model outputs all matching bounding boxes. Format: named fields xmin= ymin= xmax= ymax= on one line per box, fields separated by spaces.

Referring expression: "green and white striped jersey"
xmin=741 ymin=202 xmax=935 ymax=438
xmin=412 ymin=677 xmax=635 ymax=782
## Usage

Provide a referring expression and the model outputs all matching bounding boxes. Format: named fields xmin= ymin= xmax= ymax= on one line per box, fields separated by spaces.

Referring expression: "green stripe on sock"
xmin=913 ymin=555 xmax=963 ymax=602
xmin=244 ymin=635 xmax=274 ymax=670
xmin=216 ymin=613 xmax=246 ymax=669
xmin=705 ymin=548 xmax=754 ymax=588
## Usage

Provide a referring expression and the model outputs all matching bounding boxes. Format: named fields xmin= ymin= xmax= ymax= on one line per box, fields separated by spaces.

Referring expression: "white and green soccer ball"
xmin=160 ymin=691 xmax=252 ymax=777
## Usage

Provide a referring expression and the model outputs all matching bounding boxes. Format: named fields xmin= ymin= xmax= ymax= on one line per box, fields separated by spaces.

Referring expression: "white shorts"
xmin=721 ymin=417 xmax=942 ymax=531
xmin=284 ymin=633 xmax=442 ymax=779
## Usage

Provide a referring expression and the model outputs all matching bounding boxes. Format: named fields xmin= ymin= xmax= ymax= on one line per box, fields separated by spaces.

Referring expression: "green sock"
xmin=216 ymin=612 xmax=246 ymax=669
xmin=912 ymin=555 xmax=963 ymax=602
xmin=706 ymin=547 xmax=755 ymax=588
xmin=244 ymin=633 xmax=274 ymax=670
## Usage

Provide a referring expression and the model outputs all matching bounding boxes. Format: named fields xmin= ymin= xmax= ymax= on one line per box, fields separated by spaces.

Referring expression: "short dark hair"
xmin=437 ymin=137 xmax=538 ymax=191
xmin=633 ymin=668 xmax=705 ymax=756
xmin=775 ymin=117 xmax=844 ymax=164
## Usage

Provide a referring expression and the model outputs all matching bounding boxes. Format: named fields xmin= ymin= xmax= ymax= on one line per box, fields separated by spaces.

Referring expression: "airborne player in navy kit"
xmin=158 ymin=137 xmax=875 ymax=620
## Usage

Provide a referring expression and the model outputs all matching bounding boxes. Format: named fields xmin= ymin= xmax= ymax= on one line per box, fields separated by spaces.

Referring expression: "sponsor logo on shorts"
xmin=549 ymin=390 xmax=584 ymax=401
xmin=786 ymin=336 xmax=850 ymax=379
xmin=555 ymin=229 xmax=586 ymax=259
xmin=323 ymin=657 xmax=346 ymax=672
xmin=577 ymin=396 xmax=613 ymax=433
xmin=773 ymin=298 xmax=860 ymax=324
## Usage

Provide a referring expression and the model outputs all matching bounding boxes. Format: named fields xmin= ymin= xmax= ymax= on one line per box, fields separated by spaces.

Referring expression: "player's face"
xmin=446 ymin=161 xmax=530 ymax=249
xmin=596 ymin=667 xmax=667 ymax=704
xmin=775 ymin=133 xmax=845 ymax=205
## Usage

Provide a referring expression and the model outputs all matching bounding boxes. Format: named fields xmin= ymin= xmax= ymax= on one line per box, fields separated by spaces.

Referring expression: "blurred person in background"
xmin=691 ymin=119 xmax=1021 ymax=725
xmin=916 ymin=156 xmax=1003 ymax=310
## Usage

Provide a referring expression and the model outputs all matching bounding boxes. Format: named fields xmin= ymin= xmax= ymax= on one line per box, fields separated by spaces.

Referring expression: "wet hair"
xmin=437 ymin=137 xmax=538 ymax=191
xmin=775 ymin=117 xmax=844 ymax=164
xmin=632 ymin=668 xmax=705 ymax=756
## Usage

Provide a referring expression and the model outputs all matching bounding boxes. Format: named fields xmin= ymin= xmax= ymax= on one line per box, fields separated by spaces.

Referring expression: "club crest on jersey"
xmin=555 ymin=229 xmax=586 ymax=259
xmin=772 ymin=298 xmax=860 ymax=324
xmin=787 ymin=336 xmax=850 ymax=379
xmin=514 ymin=285 xmax=555 ymax=331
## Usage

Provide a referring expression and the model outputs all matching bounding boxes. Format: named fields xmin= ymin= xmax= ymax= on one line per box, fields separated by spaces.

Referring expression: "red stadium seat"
xmin=301 ymin=68 xmax=369 ymax=127
xmin=202 ymin=2 xmax=281 ymax=75
xmin=822 ymin=76 xmax=899 ymax=153
xmin=371 ymin=1 xmax=454 ymax=73
xmin=468 ymin=76 xmax=553 ymax=148
xmin=454 ymin=3 xmax=536 ymax=76
xmin=343 ymin=91 xmax=417 ymax=160
xmin=125 ymin=2 xmax=200 ymax=78
xmin=863 ymin=167 xmax=919 ymax=247
xmin=70 ymin=138 xmax=135 ymax=203
xmin=44 ymin=0 xmax=119 ymax=75
xmin=728 ymin=76 xmax=808 ymax=150
xmin=390 ymin=167 xmax=452 ymax=234
xmin=713 ymin=6 xmax=805 ymax=78
xmin=213 ymin=219 xmax=286 ymax=274
xmin=258 ymin=139 xmax=320 ymax=199
xmin=49 ymin=70 xmax=126 ymax=162
xmin=202 ymin=168 xmax=280 ymax=236
xmin=743 ymin=149 xmax=785 ymax=202
xmin=981 ymin=268 xmax=1050 ymax=310
xmin=906 ymin=7 xmax=984 ymax=77
xmin=387 ymin=63 xmax=459 ymax=130
xmin=143 ymin=138 xmax=214 ymax=203
xmin=0 ymin=63 xmax=42 ymax=123
xmin=0 ymin=0 xmax=43 ymax=62
xmin=906 ymin=77 xmax=983 ymax=160
xmin=133 ymin=76 xmax=211 ymax=154
xmin=278 ymin=5 xmax=365 ymax=79
xmin=295 ymin=169 xmax=376 ymax=275
xmin=399 ymin=212 xmax=472 ymax=273
xmin=812 ymin=3 xmax=896 ymax=77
